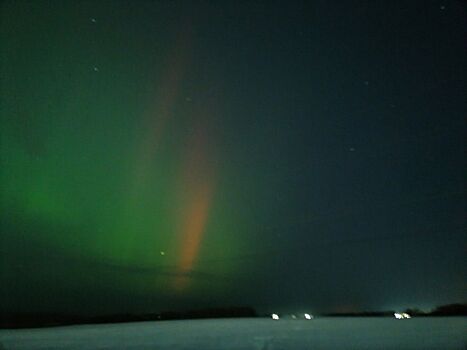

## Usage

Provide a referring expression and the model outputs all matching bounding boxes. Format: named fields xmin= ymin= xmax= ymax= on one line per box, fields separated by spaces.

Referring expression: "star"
xmin=93 ymin=66 xmax=99 ymax=72
xmin=90 ymin=18 xmax=97 ymax=23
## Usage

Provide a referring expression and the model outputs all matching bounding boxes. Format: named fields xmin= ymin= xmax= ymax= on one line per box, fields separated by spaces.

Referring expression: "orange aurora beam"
xmin=119 ymin=24 xmax=193 ymax=261
xmin=178 ymin=182 xmax=213 ymax=272
xmin=173 ymin=126 xmax=216 ymax=291
xmin=130 ymin=27 xmax=192 ymax=196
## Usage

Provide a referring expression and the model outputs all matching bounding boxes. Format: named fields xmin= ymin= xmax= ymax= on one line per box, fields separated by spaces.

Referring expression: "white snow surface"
xmin=1 ymin=317 xmax=466 ymax=349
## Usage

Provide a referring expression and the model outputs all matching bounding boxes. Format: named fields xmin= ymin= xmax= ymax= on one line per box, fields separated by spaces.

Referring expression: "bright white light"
xmin=271 ymin=313 xmax=279 ymax=320
xmin=394 ymin=313 xmax=403 ymax=319
xmin=402 ymin=313 xmax=411 ymax=319
xmin=304 ymin=313 xmax=313 ymax=320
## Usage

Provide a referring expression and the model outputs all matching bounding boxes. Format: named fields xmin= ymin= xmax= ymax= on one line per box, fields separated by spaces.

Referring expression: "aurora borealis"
xmin=1 ymin=0 xmax=466 ymax=316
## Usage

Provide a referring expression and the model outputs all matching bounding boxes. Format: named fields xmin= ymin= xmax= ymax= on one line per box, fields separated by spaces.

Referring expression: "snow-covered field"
xmin=1 ymin=317 xmax=466 ymax=349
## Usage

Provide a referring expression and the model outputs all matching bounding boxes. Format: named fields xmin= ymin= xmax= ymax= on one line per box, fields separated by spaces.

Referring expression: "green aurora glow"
xmin=1 ymin=1 xmax=466 ymax=315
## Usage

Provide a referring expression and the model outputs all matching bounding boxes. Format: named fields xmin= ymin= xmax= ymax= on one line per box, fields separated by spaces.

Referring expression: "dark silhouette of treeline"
xmin=1 ymin=303 xmax=465 ymax=329
xmin=322 ymin=303 xmax=467 ymax=317
xmin=0 ymin=306 xmax=257 ymax=329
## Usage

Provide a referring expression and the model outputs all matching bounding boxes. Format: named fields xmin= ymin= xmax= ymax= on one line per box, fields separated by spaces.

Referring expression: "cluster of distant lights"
xmin=271 ymin=313 xmax=313 ymax=320
xmin=394 ymin=312 xmax=411 ymax=319
xmin=271 ymin=313 xmax=412 ymax=320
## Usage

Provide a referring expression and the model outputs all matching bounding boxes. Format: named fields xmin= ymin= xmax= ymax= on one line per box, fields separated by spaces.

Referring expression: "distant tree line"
xmin=1 ymin=303 xmax=465 ymax=329
xmin=405 ymin=303 xmax=467 ymax=316
xmin=0 ymin=306 xmax=257 ymax=329
xmin=323 ymin=303 xmax=467 ymax=317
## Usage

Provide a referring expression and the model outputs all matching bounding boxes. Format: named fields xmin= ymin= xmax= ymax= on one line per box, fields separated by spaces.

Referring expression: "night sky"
xmin=1 ymin=0 xmax=465 ymax=316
